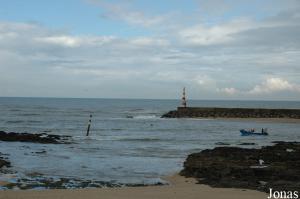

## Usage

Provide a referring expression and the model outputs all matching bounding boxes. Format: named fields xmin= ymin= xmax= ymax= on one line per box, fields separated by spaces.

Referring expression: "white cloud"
xmin=35 ymin=35 xmax=116 ymax=47
xmin=193 ymin=75 xmax=217 ymax=89
xmin=248 ymin=77 xmax=300 ymax=94
xmin=116 ymin=10 xmax=167 ymax=27
xmin=130 ymin=37 xmax=169 ymax=47
xmin=36 ymin=36 xmax=81 ymax=47
xmin=215 ymin=78 xmax=300 ymax=96
xmin=218 ymin=87 xmax=238 ymax=95
xmin=66 ymin=68 xmax=143 ymax=79
xmin=178 ymin=18 xmax=256 ymax=46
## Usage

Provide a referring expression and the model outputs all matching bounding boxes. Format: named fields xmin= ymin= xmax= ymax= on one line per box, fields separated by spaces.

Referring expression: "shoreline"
xmin=211 ymin=117 xmax=300 ymax=123
xmin=172 ymin=117 xmax=300 ymax=123
xmin=0 ymin=174 xmax=267 ymax=199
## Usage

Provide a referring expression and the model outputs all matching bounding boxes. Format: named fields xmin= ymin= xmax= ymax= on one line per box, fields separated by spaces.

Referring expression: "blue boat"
xmin=240 ymin=129 xmax=268 ymax=136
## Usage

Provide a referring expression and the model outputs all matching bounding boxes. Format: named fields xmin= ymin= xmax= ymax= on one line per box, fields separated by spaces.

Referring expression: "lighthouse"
xmin=181 ymin=87 xmax=187 ymax=108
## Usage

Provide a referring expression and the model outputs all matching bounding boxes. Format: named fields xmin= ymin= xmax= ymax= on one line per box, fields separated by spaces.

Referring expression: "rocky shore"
xmin=162 ymin=107 xmax=300 ymax=119
xmin=180 ymin=141 xmax=300 ymax=192
xmin=1 ymin=129 xmax=299 ymax=192
xmin=0 ymin=131 xmax=71 ymax=144
xmin=0 ymin=131 xmax=73 ymax=189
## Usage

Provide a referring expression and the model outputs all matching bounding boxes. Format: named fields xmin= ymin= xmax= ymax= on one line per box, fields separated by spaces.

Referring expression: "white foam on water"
xmin=133 ymin=115 xmax=158 ymax=119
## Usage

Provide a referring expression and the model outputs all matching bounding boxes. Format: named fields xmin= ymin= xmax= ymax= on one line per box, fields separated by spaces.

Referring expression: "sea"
xmin=0 ymin=97 xmax=300 ymax=189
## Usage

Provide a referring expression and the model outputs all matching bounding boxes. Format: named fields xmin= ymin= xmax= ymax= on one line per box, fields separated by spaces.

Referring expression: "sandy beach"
xmin=0 ymin=174 xmax=267 ymax=199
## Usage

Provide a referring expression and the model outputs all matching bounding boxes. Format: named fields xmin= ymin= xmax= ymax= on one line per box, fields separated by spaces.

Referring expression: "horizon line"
xmin=0 ymin=96 xmax=299 ymax=102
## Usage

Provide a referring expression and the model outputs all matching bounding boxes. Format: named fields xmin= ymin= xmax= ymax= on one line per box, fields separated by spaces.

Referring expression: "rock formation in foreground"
xmin=180 ymin=142 xmax=300 ymax=192
xmin=0 ymin=153 xmax=10 ymax=169
xmin=0 ymin=131 xmax=71 ymax=144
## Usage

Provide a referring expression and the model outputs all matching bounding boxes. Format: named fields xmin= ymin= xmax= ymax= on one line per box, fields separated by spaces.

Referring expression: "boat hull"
xmin=240 ymin=129 xmax=268 ymax=136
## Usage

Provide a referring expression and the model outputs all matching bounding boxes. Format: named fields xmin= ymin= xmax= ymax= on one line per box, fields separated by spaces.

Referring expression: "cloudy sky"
xmin=0 ymin=0 xmax=299 ymax=100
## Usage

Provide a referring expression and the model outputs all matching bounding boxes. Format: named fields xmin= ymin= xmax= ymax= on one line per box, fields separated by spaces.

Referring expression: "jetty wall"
xmin=161 ymin=107 xmax=300 ymax=119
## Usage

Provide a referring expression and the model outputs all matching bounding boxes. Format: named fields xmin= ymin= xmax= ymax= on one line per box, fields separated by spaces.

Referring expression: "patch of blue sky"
xmin=132 ymin=0 xmax=198 ymax=15
xmin=0 ymin=0 xmax=151 ymax=37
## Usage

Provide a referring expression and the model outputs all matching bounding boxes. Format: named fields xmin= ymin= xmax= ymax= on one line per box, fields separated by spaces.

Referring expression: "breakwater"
xmin=161 ymin=107 xmax=300 ymax=119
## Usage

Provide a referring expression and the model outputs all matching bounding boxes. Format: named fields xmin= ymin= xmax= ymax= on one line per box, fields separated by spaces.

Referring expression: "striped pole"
xmin=86 ymin=114 xmax=92 ymax=136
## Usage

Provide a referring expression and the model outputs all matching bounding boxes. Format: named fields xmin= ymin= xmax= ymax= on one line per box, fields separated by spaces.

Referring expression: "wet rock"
xmin=0 ymin=153 xmax=10 ymax=168
xmin=27 ymin=172 xmax=43 ymax=177
xmin=0 ymin=131 xmax=71 ymax=144
xmin=180 ymin=142 xmax=300 ymax=192
xmin=238 ymin=143 xmax=256 ymax=145
xmin=0 ymin=159 xmax=10 ymax=168
xmin=34 ymin=150 xmax=47 ymax=154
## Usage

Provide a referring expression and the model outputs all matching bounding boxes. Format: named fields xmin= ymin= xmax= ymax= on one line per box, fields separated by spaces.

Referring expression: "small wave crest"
xmin=73 ymin=135 xmax=161 ymax=142
xmin=133 ymin=115 xmax=158 ymax=119
xmin=0 ymin=174 xmax=166 ymax=190
xmin=119 ymin=138 xmax=161 ymax=142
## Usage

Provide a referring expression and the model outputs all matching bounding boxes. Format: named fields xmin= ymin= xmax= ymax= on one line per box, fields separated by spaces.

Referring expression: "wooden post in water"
xmin=86 ymin=114 xmax=92 ymax=136
xmin=181 ymin=87 xmax=187 ymax=108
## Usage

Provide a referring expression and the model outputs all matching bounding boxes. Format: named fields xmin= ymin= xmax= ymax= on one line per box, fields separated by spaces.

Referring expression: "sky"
xmin=0 ymin=0 xmax=299 ymax=100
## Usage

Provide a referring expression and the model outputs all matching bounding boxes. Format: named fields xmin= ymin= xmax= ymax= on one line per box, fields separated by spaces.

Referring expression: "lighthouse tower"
xmin=181 ymin=87 xmax=187 ymax=108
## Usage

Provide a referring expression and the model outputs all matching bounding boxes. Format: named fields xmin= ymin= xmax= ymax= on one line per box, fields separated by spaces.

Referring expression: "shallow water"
xmin=0 ymin=98 xmax=300 ymax=189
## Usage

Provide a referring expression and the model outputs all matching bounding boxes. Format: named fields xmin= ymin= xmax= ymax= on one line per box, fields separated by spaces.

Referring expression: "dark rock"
xmin=0 ymin=159 xmax=10 ymax=168
xmin=180 ymin=142 xmax=300 ymax=192
xmin=0 ymin=153 xmax=10 ymax=168
xmin=34 ymin=150 xmax=47 ymax=154
xmin=0 ymin=131 xmax=71 ymax=144
xmin=238 ymin=143 xmax=256 ymax=145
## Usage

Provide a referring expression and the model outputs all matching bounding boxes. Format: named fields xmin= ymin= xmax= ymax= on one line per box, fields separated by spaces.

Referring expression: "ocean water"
xmin=0 ymin=97 xmax=300 ymax=188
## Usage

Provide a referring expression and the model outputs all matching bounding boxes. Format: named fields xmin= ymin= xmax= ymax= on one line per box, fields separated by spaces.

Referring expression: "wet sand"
xmin=0 ymin=174 xmax=267 ymax=199
xmin=0 ymin=181 xmax=9 ymax=187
